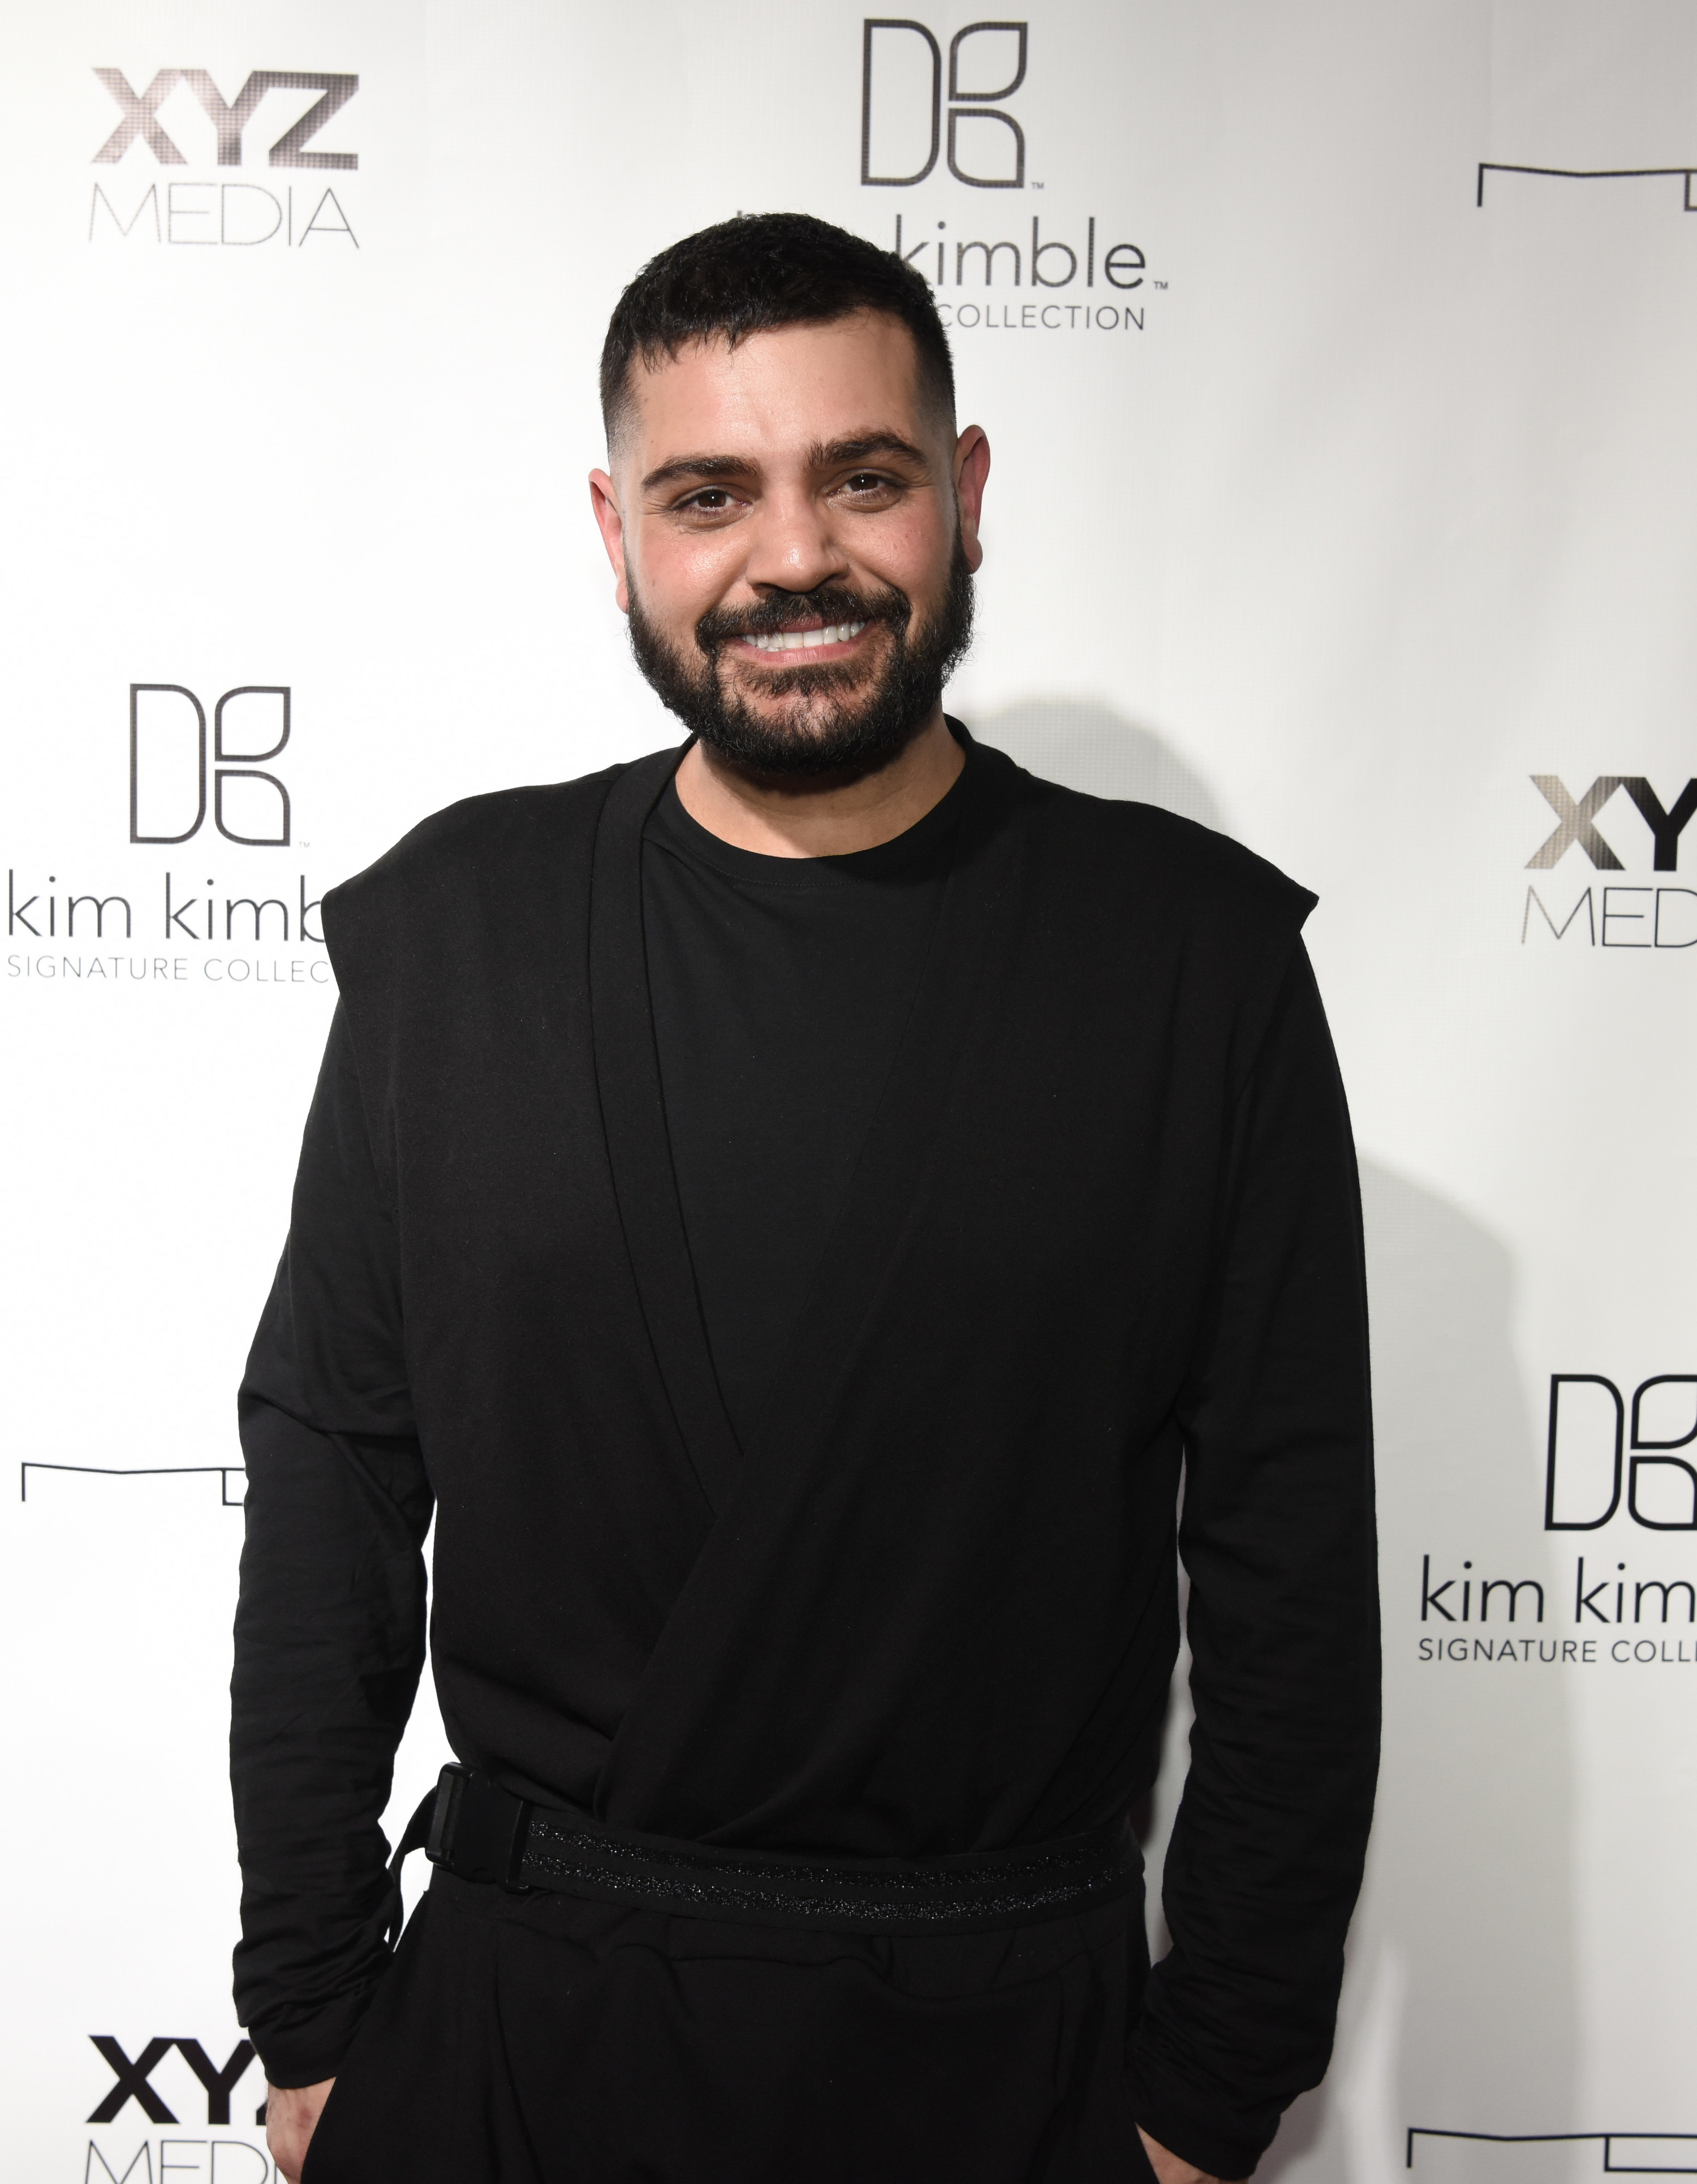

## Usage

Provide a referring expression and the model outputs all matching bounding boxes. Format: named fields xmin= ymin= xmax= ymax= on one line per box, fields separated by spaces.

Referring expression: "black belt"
xmin=387 ymin=1764 xmax=1137 ymax=1944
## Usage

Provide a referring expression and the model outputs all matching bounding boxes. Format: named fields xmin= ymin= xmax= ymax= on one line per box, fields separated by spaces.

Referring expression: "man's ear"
xmin=588 ymin=468 xmax=630 ymax=614
xmin=953 ymin=427 xmax=991 ymax=574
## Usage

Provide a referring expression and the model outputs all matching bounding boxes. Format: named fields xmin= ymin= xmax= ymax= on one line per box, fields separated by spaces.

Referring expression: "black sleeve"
xmin=1127 ymin=941 xmax=1381 ymax=2179
xmin=230 ymin=1002 xmax=434 ymax=2089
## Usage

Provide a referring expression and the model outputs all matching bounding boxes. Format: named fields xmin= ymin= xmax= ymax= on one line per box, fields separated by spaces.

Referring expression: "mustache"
xmin=695 ymin=583 xmax=911 ymax=652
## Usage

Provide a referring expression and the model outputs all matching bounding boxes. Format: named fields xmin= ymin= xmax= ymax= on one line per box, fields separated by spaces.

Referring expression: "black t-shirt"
xmin=231 ymin=738 xmax=1376 ymax=2176
xmin=640 ymin=772 xmax=961 ymax=1451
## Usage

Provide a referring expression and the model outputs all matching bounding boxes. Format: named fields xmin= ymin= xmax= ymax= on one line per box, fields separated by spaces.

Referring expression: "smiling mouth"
xmin=735 ymin=621 xmax=869 ymax=655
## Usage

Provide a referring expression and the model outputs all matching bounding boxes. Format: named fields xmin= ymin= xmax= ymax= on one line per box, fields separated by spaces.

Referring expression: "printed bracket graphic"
xmin=19 ymin=1462 xmax=247 ymax=1505
xmin=1410 ymin=2131 xmax=1697 ymax=2175
xmin=1477 ymin=162 xmax=1697 ymax=209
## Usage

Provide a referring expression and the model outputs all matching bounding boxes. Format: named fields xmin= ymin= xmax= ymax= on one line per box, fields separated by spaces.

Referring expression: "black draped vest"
xmin=322 ymin=738 xmax=1332 ymax=1852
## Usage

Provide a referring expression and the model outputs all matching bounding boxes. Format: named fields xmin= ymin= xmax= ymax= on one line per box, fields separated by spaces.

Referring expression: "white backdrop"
xmin=4 ymin=2 xmax=1695 ymax=2177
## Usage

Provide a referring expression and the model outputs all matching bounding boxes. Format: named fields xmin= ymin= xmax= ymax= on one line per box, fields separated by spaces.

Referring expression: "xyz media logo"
xmin=88 ymin=2037 xmax=261 ymax=2129
xmin=92 ymin=71 xmax=356 ymax=170
xmin=85 ymin=2035 xmax=272 ymax=2184
xmin=862 ymin=18 xmax=1027 ymax=188
xmin=89 ymin=71 xmax=358 ymax=249
xmin=131 ymin=684 xmax=292 ymax=848
xmin=1522 ymin=774 xmax=1697 ymax=948
xmin=1526 ymin=774 xmax=1697 ymax=871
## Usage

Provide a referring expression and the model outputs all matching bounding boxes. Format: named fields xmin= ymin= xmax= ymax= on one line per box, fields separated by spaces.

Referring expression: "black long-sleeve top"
xmin=231 ymin=734 xmax=1379 ymax=2178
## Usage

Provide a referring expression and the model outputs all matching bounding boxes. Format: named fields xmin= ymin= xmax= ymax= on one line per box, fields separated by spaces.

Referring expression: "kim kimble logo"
xmin=5 ymin=680 xmax=328 ymax=994
xmin=858 ymin=17 xmax=1159 ymax=339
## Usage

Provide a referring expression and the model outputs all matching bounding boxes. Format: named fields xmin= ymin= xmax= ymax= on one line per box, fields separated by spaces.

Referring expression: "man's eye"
xmin=845 ymin=473 xmax=889 ymax=493
xmin=684 ymin=489 xmax=735 ymax=512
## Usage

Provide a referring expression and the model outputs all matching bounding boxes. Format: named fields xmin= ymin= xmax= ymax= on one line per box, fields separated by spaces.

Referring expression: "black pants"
xmin=303 ymin=1867 xmax=1160 ymax=2183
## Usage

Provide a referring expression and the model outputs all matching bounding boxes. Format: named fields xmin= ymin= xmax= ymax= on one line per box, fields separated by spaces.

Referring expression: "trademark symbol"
xmin=1153 ymin=279 xmax=1168 ymax=290
xmin=1031 ymin=180 xmax=1044 ymax=189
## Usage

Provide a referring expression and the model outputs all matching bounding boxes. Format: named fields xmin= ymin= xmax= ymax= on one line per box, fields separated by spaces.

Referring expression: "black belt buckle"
xmin=425 ymin=1763 xmax=532 ymax=1890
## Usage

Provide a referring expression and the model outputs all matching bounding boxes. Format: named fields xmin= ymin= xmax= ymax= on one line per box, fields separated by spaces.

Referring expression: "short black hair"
xmin=600 ymin=211 xmax=955 ymax=449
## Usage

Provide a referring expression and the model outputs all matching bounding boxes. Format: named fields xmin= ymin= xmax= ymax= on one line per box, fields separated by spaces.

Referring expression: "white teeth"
xmin=746 ymin=621 xmax=867 ymax=653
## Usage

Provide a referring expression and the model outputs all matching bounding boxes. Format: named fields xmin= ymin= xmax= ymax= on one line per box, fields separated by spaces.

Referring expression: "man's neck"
xmin=673 ymin=709 xmax=964 ymax=859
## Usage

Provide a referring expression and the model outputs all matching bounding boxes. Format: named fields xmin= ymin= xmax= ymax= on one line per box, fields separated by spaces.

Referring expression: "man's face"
xmin=589 ymin=312 xmax=988 ymax=778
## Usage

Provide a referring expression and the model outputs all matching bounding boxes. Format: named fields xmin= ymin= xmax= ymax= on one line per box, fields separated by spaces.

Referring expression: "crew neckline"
xmin=645 ymin=735 xmax=970 ymax=890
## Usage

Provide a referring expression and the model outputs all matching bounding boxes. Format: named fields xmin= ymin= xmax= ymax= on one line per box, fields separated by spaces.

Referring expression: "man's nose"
xmin=743 ymin=489 xmax=848 ymax=596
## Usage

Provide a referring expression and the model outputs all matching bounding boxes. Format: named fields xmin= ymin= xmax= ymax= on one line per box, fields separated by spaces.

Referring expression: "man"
xmin=231 ymin=212 xmax=1378 ymax=2184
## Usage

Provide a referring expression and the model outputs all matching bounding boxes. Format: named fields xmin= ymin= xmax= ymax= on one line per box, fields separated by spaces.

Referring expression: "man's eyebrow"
xmin=640 ymin=433 xmax=931 ymax=496
xmin=640 ymin=453 xmax=753 ymax=493
xmin=809 ymin=432 xmax=929 ymax=469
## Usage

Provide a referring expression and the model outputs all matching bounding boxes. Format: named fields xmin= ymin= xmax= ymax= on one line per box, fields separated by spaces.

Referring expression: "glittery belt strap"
xmin=414 ymin=1763 xmax=1138 ymax=1935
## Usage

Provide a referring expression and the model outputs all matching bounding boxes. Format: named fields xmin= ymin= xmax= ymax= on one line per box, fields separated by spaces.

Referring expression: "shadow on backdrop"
xmin=968 ymin=697 xmax=1226 ymax=830
xmin=964 ymin=701 xmax=1580 ymax=2184
xmin=1282 ymin=1162 xmax=1579 ymax=2184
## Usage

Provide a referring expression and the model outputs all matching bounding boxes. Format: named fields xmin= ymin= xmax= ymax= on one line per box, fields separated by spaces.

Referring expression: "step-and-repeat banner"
xmin=3 ymin=1 xmax=1694 ymax=2176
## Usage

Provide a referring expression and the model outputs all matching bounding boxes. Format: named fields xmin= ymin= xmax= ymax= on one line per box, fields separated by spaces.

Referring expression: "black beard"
xmin=625 ymin=540 xmax=975 ymax=779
